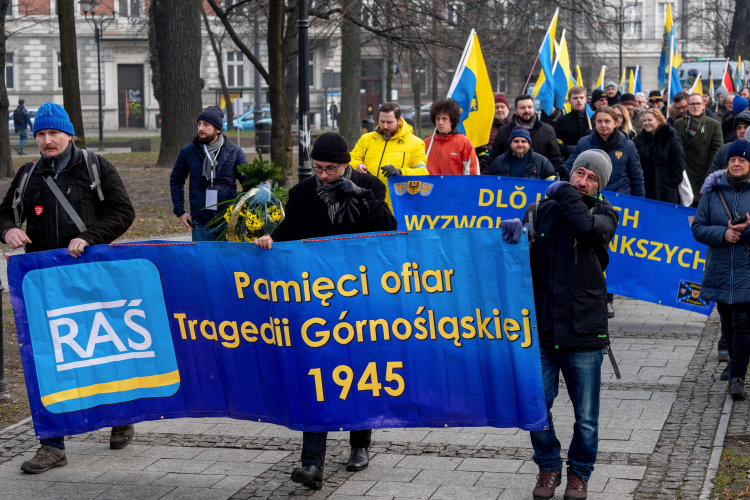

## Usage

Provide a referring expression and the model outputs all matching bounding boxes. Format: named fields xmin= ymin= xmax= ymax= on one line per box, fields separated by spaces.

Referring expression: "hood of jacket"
xmin=734 ymin=109 xmax=750 ymax=128
xmin=701 ymin=170 xmax=726 ymax=194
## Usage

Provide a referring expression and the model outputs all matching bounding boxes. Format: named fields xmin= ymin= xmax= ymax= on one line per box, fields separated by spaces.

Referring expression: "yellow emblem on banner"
xmin=615 ymin=151 xmax=623 ymax=159
xmin=394 ymin=182 xmax=407 ymax=196
xmin=420 ymin=183 xmax=434 ymax=196
xmin=407 ymin=181 xmax=422 ymax=195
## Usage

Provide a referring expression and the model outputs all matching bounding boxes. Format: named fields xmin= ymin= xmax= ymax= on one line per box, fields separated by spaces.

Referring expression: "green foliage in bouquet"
xmin=236 ymin=152 xmax=288 ymax=206
xmin=207 ymin=181 xmax=285 ymax=243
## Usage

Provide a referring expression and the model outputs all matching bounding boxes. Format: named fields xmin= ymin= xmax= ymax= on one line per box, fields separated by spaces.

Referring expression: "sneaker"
xmin=719 ymin=350 xmax=730 ymax=362
xmin=564 ymin=468 xmax=588 ymax=499
xmin=729 ymin=378 xmax=748 ymax=400
xmin=110 ymin=424 xmax=134 ymax=449
xmin=20 ymin=445 xmax=67 ymax=474
xmin=532 ymin=469 xmax=561 ymax=500
xmin=721 ymin=363 xmax=731 ymax=381
xmin=607 ymin=302 xmax=615 ymax=318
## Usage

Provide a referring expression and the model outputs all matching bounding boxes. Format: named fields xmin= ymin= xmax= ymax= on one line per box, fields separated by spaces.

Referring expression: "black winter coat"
xmin=723 ymin=112 xmax=737 ymax=143
xmin=488 ymin=115 xmax=564 ymax=176
xmin=487 ymin=151 xmax=556 ymax=180
xmin=0 ymin=144 xmax=135 ymax=253
xmin=633 ymin=125 xmax=685 ymax=204
xmin=554 ymin=111 xmax=591 ymax=161
xmin=523 ymin=183 xmax=619 ymax=352
xmin=271 ymin=169 xmax=397 ymax=242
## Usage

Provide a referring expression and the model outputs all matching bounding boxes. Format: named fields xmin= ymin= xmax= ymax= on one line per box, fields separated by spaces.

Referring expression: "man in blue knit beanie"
xmin=0 ymin=102 xmax=137 ymax=473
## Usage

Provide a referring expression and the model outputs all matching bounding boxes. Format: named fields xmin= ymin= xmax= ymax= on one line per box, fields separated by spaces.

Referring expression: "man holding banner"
xmin=255 ymin=132 xmax=397 ymax=489
xmin=506 ymin=150 xmax=618 ymax=499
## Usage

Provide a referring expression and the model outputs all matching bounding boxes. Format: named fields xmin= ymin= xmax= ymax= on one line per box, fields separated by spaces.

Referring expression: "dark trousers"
xmin=607 ymin=293 xmax=613 ymax=304
xmin=717 ymin=302 xmax=750 ymax=380
xmin=301 ymin=430 xmax=371 ymax=469
xmin=40 ymin=436 xmax=65 ymax=450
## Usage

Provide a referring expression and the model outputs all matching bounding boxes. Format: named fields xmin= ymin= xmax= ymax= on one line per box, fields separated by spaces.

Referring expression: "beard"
xmin=513 ymin=149 xmax=528 ymax=158
xmin=197 ymin=131 xmax=219 ymax=144
xmin=381 ymin=132 xmax=394 ymax=140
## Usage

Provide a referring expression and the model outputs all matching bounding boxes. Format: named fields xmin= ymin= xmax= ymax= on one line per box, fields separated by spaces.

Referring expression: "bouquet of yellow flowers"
xmin=210 ymin=181 xmax=285 ymax=243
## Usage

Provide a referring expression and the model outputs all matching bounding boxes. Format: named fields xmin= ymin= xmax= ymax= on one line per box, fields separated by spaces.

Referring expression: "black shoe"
xmin=721 ymin=363 xmax=731 ymax=381
xmin=346 ymin=447 xmax=369 ymax=472
xmin=607 ymin=302 xmax=615 ymax=318
xmin=291 ymin=465 xmax=323 ymax=489
xmin=729 ymin=378 xmax=748 ymax=400
xmin=110 ymin=424 xmax=134 ymax=449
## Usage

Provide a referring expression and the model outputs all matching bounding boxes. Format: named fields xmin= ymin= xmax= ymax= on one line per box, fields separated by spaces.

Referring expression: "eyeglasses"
xmin=688 ymin=102 xmax=704 ymax=107
xmin=313 ymin=164 xmax=344 ymax=175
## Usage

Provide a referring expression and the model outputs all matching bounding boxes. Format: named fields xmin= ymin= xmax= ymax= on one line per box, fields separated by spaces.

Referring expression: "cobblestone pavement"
xmin=0 ymin=298 xmax=730 ymax=499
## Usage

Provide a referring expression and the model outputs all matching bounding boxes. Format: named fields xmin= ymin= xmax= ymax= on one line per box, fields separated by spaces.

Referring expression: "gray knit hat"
xmin=572 ymin=149 xmax=612 ymax=190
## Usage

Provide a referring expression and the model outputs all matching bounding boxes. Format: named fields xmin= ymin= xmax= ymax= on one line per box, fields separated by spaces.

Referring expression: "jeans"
xmin=191 ymin=221 xmax=224 ymax=242
xmin=530 ymin=347 xmax=604 ymax=481
xmin=17 ymin=128 xmax=28 ymax=153
xmin=301 ymin=430 xmax=371 ymax=469
xmin=40 ymin=436 xmax=64 ymax=450
xmin=716 ymin=302 xmax=750 ymax=380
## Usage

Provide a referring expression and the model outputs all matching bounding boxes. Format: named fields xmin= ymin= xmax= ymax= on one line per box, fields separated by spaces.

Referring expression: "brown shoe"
xmin=110 ymin=424 xmax=134 ymax=450
xmin=533 ymin=469 xmax=562 ymax=500
xmin=20 ymin=445 xmax=67 ymax=474
xmin=564 ymin=467 xmax=588 ymax=499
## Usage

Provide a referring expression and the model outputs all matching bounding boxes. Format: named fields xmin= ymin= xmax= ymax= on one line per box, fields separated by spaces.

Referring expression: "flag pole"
xmin=666 ymin=36 xmax=674 ymax=120
xmin=522 ymin=54 xmax=540 ymax=94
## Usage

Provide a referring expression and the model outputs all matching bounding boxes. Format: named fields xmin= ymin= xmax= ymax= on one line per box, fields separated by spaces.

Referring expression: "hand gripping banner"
xmin=389 ymin=176 xmax=712 ymax=315
xmin=8 ymin=229 xmax=548 ymax=439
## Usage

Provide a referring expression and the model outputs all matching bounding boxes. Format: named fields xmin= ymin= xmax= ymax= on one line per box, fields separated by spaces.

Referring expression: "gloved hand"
xmin=545 ymin=180 xmax=569 ymax=198
xmin=499 ymin=219 xmax=523 ymax=244
xmin=334 ymin=197 xmax=361 ymax=225
xmin=381 ymin=165 xmax=402 ymax=178
xmin=326 ymin=177 xmax=362 ymax=205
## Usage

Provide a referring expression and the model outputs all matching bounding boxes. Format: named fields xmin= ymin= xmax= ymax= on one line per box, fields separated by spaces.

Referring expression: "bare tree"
xmin=201 ymin=8 xmax=234 ymax=132
xmin=339 ymin=0 xmax=361 ymax=146
xmin=57 ymin=0 xmax=86 ymax=149
xmin=0 ymin=0 xmax=12 ymax=177
xmin=727 ymin=0 xmax=750 ymax=60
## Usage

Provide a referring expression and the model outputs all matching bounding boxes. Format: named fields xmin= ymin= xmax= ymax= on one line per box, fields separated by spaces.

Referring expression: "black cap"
xmin=649 ymin=90 xmax=663 ymax=102
xmin=620 ymin=93 xmax=636 ymax=104
xmin=197 ymin=105 xmax=224 ymax=131
xmin=310 ymin=132 xmax=351 ymax=163
xmin=592 ymin=89 xmax=606 ymax=103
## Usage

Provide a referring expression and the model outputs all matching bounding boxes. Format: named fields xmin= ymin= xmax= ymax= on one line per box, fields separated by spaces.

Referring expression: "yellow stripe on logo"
xmin=41 ymin=370 xmax=181 ymax=407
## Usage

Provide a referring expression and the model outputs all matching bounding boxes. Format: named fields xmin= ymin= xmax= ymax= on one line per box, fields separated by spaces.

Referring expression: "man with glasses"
xmin=255 ymin=132 xmax=397 ymax=489
xmin=668 ymin=92 xmax=689 ymax=126
xmin=674 ymin=93 xmax=724 ymax=206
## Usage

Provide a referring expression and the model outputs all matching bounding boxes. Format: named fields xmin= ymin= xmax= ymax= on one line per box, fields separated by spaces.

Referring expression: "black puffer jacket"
xmin=523 ymin=183 xmax=619 ymax=352
xmin=488 ymin=115 xmax=564 ymax=177
xmin=270 ymin=169 xmax=397 ymax=242
xmin=0 ymin=144 xmax=135 ymax=253
xmin=633 ymin=125 xmax=685 ymax=203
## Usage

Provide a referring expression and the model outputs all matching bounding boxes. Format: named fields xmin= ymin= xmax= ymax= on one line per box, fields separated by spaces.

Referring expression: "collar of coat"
xmin=34 ymin=141 xmax=82 ymax=174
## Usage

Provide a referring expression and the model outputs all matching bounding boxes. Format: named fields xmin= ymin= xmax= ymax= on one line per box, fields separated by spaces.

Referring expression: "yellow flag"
xmin=628 ymin=70 xmax=635 ymax=94
xmin=689 ymin=73 xmax=703 ymax=96
xmin=619 ymin=68 xmax=626 ymax=93
xmin=576 ymin=65 xmax=583 ymax=86
xmin=595 ymin=66 xmax=607 ymax=90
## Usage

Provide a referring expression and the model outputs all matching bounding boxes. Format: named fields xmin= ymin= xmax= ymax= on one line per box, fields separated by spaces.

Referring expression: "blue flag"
xmin=536 ymin=33 xmax=555 ymax=115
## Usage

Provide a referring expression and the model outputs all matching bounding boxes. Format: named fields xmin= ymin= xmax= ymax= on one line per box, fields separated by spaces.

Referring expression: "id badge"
xmin=205 ymin=187 xmax=219 ymax=209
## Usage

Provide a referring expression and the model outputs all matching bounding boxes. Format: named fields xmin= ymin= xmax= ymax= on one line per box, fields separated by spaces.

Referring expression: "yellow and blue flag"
xmin=659 ymin=4 xmax=683 ymax=86
xmin=735 ymin=57 xmax=742 ymax=92
xmin=668 ymin=37 xmax=683 ymax=104
xmin=532 ymin=8 xmax=558 ymax=115
xmin=709 ymin=69 xmax=715 ymax=101
xmin=553 ymin=30 xmax=574 ymax=112
xmin=689 ymin=72 xmax=703 ymax=96
xmin=632 ymin=65 xmax=642 ymax=94
xmin=595 ymin=65 xmax=607 ymax=90
xmin=619 ymin=68 xmax=627 ymax=94
xmin=446 ymin=30 xmax=494 ymax=147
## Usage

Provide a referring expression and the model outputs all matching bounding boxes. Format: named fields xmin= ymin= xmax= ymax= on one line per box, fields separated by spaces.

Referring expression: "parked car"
xmin=223 ymin=108 xmax=272 ymax=131
xmin=8 ymin=108 xmax=36 ymax=132
xmin=402 ymin=102 xmax=432 ymax=129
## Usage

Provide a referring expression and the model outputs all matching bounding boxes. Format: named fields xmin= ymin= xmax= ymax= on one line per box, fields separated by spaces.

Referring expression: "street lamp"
xmin=80 ymin=0 xmax=114 ymax=151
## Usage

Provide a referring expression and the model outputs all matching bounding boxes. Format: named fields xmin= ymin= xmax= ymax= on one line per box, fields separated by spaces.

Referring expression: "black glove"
xmin=334 ymin=197 xmax=361 ymax=224
xmin=326 ymin=177 xmax=362 ymax=205
xmin=381 ymin=165 xmax=402 ymax=178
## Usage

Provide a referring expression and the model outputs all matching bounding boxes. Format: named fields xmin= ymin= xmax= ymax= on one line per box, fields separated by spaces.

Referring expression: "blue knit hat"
xmin=197 ymin=105 xmax=224 ymax=131
xmin=33 ymin=102 xmax=75 ymax=137
xmin=728 ymin=139 xmax=750 ymax=161
xmin=733 ymin=96 xmax=749 ymax=116
xmin=509 ymin=127 xmax=531 ymax=145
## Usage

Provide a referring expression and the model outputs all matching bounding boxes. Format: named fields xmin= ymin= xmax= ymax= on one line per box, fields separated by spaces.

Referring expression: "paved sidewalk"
xmin=0 ymin=297 xmax=728 ymax=499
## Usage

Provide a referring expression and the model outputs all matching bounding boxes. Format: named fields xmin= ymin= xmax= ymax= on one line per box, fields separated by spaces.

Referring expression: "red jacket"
xmin=424 ymin=130 xmax=479 ymax=175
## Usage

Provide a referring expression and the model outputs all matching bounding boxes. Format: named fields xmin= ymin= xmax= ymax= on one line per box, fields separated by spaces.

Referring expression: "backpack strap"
xmin=43 ymin=174 xmax=88 ymax=233
xmin=81 ymin=149 xmax=105 ymax=201
xmin=11 ymin=159 xmax=40 ymax=228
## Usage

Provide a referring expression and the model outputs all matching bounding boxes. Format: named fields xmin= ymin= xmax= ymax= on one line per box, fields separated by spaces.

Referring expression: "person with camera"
xmin=692 ymin=139 xmax=750 ymax=399
xmin=254 ymin=132 xmax=397 ymax=490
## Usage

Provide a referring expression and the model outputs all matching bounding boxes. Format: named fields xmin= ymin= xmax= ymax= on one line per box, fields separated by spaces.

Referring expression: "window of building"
xmin=625 ymin=4 xmax=642 ymax=39
xmin=119 ymin=0 xmax=140 ymax=17
xmin=495 ymin=65 xmax=508 ymax=93
xmin=444 ymin=0 xmax=461 ymax=24
xmin=5 ymin=1 xmax=12 ymax=16
xmin=5 ymin=53 xmax=14 ymax=89
xmin=657 ymin=1 xmax=679 ymax=38
xmin=308 ymin=52 xmax=314 ymax=87
xmin=57 ymin=52 xmax=62 ymax=88
xmin=227 ymin=51 xmax=244 ymax=87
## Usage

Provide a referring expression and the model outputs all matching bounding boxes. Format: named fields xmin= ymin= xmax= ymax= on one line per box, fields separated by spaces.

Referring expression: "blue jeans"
xmin=191 ymin=221 xmax=224 ymax=241
xmin=530 ymin=347 xmax=604 ymax=481
xmin=40 ymin=436 xmax=64 ymax=450
xmin=17 ymin=128 xmax=28 ymax=152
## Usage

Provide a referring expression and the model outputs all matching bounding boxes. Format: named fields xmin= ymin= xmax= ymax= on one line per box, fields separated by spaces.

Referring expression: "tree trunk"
xmin=410 ymin=50 xmax=422 ymax=139
xmin=268 ymin=0 xmax=293 ymax=181
xmin=201 ymin=8 xmax=233 ymax=131
xmin=727 ymin=0 xmax=750 ymax=60
xmin=0 ymin=0 xmax=12 ymax=177
xmin=57 ymin=0 xmax=86 ymax=148
xmin=339 ymin=0 xmax=361 ymax=147
xmin=148 ymin=1 xmax=161 ymax=106
xmin=151 ymin=0 xmax=203 ymax=168
xmin=283 ymin=1 xmax=298 ymax=137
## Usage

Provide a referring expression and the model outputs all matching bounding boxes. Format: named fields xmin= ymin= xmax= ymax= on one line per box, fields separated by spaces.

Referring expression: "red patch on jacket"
xmin=34 ymin=206 xmax=43 ymax=215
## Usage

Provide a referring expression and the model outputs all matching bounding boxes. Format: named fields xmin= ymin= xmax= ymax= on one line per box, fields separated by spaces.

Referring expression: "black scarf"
xmin=315 ymin=166 xmax=353 ymax=223
xmin=595 ymin=129 xmax=620 ymax=153
xmin=727 ymin=172 xmax=750 ymax=193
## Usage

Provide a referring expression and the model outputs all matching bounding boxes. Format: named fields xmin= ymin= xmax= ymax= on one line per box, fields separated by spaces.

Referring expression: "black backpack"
xmin=13 ymin=107 xmax=23 ymax=126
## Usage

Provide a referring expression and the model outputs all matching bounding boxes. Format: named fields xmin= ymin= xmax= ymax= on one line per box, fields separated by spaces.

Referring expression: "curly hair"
xmin=430 ymin=98 xmax=461 ymax=128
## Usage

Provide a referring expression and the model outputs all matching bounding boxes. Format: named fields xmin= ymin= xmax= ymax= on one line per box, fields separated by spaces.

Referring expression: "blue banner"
xmin=389 ymin=176 xmax=712 ymax=315
xmin=9 ymin=230 xmax=548 ymax=439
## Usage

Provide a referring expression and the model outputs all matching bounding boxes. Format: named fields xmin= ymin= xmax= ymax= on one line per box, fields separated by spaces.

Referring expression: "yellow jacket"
xmin=350 ymin=120 xmax=428 ymax=208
